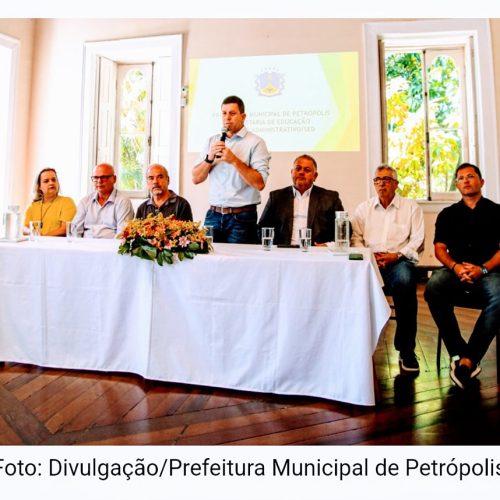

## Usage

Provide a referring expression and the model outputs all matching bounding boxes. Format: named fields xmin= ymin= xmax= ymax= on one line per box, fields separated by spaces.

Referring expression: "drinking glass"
xmin=261 ymin=227 xmax=274 ymax=251
xmin=29 ymin=220 xmax=42 ymax=241
xmin=334 ymin=211 xmax=350 ymax=253
xmin=203 ymin=225 xmax=214 ymax=249
xmin=66 ymin=221 xmax=76 ymax=243
xmin=299 ymin=227 xmax=312 ymax=252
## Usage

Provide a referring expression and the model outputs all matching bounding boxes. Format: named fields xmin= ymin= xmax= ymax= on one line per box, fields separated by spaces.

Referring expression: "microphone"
xmin=216 ymin=127 xmax=228 ymax=158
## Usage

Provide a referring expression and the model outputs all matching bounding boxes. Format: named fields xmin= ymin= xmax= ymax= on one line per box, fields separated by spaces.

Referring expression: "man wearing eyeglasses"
xmin=424 ymin=163 xmax=500 ymax=389
xmin=351 ymin=165 xmax=424 ymax=373
xmin=73 ymin=163 xmax=134 ymax=238
xmin=136 ymin=164 xmax=193 ymax=221
xmin=258 ymin=154 xmax=344 ymax=245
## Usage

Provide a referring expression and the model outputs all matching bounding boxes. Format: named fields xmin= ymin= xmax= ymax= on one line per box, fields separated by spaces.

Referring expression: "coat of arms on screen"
xmin=255 ymin=69 xmax=285 ymax=97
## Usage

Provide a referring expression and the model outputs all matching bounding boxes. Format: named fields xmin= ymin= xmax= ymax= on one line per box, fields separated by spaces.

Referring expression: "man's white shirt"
xmin=351 ymin=193 xmax=424 ymax=262
xmin=290 ymin=185 xmax=312 ymax=245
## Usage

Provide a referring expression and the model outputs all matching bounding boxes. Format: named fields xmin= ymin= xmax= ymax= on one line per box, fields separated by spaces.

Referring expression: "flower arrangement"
xmin=118 ymin=213 xmax=211 ymax=265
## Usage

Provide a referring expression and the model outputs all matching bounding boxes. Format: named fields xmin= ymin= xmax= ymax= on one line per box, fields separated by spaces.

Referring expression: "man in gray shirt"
xmin=73 ymin=163 xmax=134 ymax=238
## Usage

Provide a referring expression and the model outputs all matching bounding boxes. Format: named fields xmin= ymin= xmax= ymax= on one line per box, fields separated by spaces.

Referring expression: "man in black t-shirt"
xmin=424 ymin=163 xmax=500 ymax=389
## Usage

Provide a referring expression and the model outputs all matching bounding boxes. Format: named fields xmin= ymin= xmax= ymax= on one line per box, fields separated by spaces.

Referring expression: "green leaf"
xmin=160 ymin=249 xmax=174 ymax=265
xmin=141 ymin=245 xmax=156 ymax=260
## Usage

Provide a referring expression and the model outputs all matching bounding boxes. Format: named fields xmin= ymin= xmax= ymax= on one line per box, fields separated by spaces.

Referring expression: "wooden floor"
xmin=1 ymin=284 xmax=498 ymax=445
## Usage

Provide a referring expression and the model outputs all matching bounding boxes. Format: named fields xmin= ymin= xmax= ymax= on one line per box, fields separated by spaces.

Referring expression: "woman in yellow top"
xmin=24 ymin=168 xmax=77 ymax=236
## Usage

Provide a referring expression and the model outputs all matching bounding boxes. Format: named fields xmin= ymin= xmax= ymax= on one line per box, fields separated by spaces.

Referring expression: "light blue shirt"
xmin=73 ymin=188 xmax=134 ymax=239
xmin=199 ymin=126 xmax=271 ymax=207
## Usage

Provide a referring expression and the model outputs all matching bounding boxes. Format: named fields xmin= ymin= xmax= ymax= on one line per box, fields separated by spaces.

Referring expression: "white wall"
xmin=0 ymin=19 xmax=34 ymax=206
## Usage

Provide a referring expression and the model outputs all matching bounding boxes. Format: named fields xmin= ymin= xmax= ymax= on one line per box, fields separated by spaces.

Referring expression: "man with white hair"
xmin=352 ymin=165 xmax=425 ymax=373
xmin=73 ymin=163 xmax=133 ymax=238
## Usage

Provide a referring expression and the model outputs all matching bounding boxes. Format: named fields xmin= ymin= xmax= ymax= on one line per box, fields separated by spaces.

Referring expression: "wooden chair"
xmin=435 ymin=290 xmax=500 ymax=382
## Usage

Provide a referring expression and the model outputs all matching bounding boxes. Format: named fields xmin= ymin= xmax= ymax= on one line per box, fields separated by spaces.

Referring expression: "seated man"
xmin=424 ymin=163 xmax=500 ymax=389
xmin=352 ymin=165 xmax=424 ymax=373
xmin=258 ymin=154 xmax=344 ymax=245
xmin=73 ymin=163 xmax=134 ymax=238
xmin=136 ymin=164 xmax=193 ymax=221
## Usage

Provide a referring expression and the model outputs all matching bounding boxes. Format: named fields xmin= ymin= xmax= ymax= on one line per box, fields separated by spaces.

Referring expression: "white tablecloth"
xmin=0 ymin=238 xmax=390 ymax=405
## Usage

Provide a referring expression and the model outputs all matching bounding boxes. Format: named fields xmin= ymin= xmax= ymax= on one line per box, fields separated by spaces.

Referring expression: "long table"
xmin=0 ymin=238 xmax=390 ymax=406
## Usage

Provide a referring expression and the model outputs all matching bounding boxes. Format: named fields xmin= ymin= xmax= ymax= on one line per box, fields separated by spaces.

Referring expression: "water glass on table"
xmin=299 ymin=227 xmax=312 ymax=252
xmin=66 ymin=222 xmax=77 ymax=242
xmin=29 ymin=220 xmax=42 ymax=241
xmin=333 ymin=211 xmax=350 ymax=252
xmin=203 ymin=225 xmax=214 ymax=249
xmin=261 ymin=227 xmax=274 ymax=251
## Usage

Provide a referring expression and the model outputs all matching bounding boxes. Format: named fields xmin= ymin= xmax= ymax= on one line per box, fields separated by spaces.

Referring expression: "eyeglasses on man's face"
xmin=91 ymin=175 xmax=114 ymax=182
xmin=373 ymin=176 xmax=396 ymax=184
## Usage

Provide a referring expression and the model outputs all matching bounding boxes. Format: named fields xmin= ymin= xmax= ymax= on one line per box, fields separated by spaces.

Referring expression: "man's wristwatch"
xmin=205 ymin=155 xmax=214 ymax=164
xmin=481 ymin=265 xmax=489 ymax=275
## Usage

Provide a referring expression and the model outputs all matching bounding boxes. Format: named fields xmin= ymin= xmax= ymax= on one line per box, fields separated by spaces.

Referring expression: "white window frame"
xmin=0 ymin=33 xmax=19 ymax=215
xmin=80 ymin=34 xmax=182 ymax=200
xmin=364 ymin=19 xmax=499 ymax=208
xmin=382 ymin=42 xmax=472 ymax=202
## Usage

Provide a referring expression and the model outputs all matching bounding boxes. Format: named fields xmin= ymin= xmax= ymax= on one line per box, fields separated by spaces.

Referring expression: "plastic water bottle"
xmin=334 ymin=211 xmax=350 ymax=252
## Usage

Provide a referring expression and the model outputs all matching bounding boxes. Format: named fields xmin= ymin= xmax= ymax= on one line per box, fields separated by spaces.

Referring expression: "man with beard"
xmin=136 ymin=164 xmax=192 ymax=221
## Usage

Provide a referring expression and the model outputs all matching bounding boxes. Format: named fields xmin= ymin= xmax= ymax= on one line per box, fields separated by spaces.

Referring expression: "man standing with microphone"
xmin=192 ymin=95 xmax=271 ymax=243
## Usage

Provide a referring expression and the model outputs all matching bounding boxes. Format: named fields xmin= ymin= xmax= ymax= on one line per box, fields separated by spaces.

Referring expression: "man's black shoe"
xmin=450 ymin=362 xmax=472 ymax=389
xmin=399 ymin=352 xmax=420 ymax=373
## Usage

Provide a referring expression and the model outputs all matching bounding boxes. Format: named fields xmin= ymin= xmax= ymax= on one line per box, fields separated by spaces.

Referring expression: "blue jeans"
xmin=381 ymin=259 xmax=418 ymax=354
xmin=204 ymin=208 xmax=258 ymax=244
xmin=424 ymin=268 xmax=500 ymax=364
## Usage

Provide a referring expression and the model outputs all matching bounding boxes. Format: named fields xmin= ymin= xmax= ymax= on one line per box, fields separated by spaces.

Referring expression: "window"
xmin=81 ymin=35 xmax=182 ymax=199
xmin=0 ymin=33 xmax=18 ymax=214
xmin=115 ymin=64 xmax=153 ymax=192
xmin=364 ymin=20 xmax=499 ymax=203
xmin=381 ymin=42 xmax=473 ymax=200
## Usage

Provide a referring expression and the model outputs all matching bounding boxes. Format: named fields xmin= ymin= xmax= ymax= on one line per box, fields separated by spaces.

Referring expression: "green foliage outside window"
xmin=385 ymin=52 xmax=463 ymax=199
xmin=119 ymin=69 xmax=148 ymax=191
